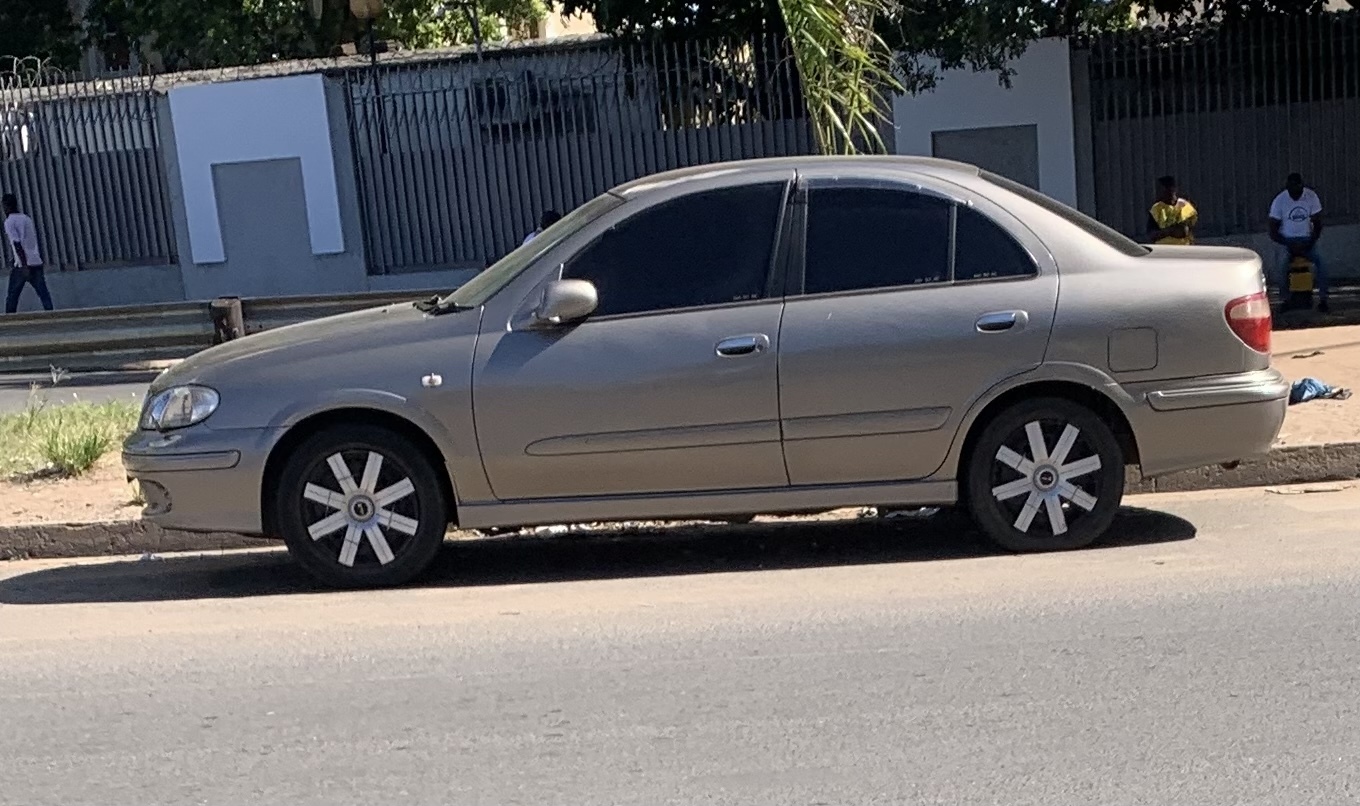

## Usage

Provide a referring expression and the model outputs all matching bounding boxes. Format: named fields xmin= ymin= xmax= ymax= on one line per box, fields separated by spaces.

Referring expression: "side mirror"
xmin=534 ymin=279 xmax=598 ymax=326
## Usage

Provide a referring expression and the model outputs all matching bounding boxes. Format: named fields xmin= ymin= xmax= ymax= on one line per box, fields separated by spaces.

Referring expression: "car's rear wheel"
xmin=275 ymin=425 xmax=448 ymax=588
xmin=965 ymin=397 xmax=1124 ymax=552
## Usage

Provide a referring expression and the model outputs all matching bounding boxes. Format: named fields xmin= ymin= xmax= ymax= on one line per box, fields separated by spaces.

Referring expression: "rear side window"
xmin=564 ymin=182 xmax=786 ymax=317
xmin=953 ymin=205 xmax=1038 ymax=282
xmin=804 ymin=186 xmax=951 ymax=294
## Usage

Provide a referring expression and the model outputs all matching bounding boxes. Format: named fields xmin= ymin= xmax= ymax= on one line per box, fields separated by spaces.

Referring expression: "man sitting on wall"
xmin=1147 ymin=175 xmax=1197 ymax=245
xmin=1268 ymin=172 xmax=1328 ymax=314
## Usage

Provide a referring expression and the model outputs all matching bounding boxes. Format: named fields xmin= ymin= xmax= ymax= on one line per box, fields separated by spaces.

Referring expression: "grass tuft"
xmin=0 ymin=390 xmax=140 ymax=479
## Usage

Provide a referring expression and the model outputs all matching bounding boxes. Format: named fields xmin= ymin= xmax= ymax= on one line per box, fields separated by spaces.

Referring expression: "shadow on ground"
xmin=0 ymin=506 xmax=1195 ymax=605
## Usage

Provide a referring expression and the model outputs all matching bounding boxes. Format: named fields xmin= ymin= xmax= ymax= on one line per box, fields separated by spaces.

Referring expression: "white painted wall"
xmin=892 ymin=38 xmax=1078 ymax=208
xmin=168 ymin=74 xmax=345 ymax=265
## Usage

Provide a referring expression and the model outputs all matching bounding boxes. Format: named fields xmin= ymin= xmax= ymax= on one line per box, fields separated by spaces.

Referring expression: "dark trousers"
xmin=5 ymin=264 xmax=54 ymax=313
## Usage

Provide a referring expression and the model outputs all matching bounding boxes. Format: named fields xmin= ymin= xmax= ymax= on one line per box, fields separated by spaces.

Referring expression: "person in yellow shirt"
xmin=1146 ymin=175 xmax=1197 ymax=245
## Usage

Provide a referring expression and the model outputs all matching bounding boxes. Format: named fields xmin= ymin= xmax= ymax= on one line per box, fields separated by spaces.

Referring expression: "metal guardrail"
xmin=0 ymin=289 xmax=442 ymax=374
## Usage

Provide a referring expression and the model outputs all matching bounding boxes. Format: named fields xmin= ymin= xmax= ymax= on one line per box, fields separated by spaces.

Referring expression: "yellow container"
xmin=1289 ymin=257 xmax=1314 ymax=292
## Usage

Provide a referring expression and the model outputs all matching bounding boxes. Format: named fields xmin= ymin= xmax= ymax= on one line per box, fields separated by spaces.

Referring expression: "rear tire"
xmin=275 ymin=424 xmax=449 ymax=588
xmin=964 ymin=397 xmax=1124 ymax=552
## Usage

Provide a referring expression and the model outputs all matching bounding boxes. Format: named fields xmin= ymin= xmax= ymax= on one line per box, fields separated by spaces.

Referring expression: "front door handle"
xmin=715 ymin=334 xmax=770 ymax=357
xmin=976 ymin=310 xmax=1029 ymax=333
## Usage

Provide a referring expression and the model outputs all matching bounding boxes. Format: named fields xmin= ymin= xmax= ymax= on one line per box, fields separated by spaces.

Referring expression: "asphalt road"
xmin=3 ymin=484 xmax=1360 ymax=805
xmin=0 ymin=371 xmax=151 ymax=414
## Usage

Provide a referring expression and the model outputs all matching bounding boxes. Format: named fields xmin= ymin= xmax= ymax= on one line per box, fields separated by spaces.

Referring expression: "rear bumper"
xmin=1124 ymin=368 xmax=1289 ymax=478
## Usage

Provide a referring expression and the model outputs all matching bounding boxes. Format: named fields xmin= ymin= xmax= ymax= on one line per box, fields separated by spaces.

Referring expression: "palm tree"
xmin=777 ymin=0 xmax=902 ymax=155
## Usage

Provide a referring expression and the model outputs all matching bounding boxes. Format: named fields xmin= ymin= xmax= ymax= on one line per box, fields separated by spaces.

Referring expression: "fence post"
xmin=209 ymin=296 xmax=245 ymax=344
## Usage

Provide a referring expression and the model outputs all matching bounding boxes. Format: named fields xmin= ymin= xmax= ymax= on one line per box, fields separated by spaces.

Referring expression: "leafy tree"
xmin=81 ymin=0 xmax=546 ymax=72
xmin=562 ymin=0 xmax=1345 ymax=154
xmin=0 ymin=0 xmax=80 ymax=68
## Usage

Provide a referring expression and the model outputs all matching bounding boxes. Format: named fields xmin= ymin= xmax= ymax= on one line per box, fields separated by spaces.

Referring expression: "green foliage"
xmin=81 ymin=0 xmax=548 ymax=72
xmin=779 ymin=0 xmax=901 ymax=154
xmin=561 ymin=0 xmax=783 ymax=39
xmin=0 ymin=0 xmax=80 ymax=68
xmin=0 ymin=390 xmax=139 ymax=478
xmin=884 ymin=0 xmax=1138 ymax=94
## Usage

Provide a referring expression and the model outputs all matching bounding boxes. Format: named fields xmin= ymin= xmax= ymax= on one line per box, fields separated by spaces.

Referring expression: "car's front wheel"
xmin=275 ymin=424 xmax=449 ymax=588
xmin=964 ymin=397 xmax=1124 ymax=553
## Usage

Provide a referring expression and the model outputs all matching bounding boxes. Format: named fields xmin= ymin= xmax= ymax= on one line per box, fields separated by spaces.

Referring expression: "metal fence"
xmin=341 ymin=35 xmax=816 ymax=274
xmin=0 ymin=57 xmax=176 ymax=271
xmin=1080 ymin=13 xmax=1360 ymax=239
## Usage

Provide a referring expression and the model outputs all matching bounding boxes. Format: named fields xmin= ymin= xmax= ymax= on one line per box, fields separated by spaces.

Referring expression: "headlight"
xmin=140 ymin=385 xmax=220 ymax=431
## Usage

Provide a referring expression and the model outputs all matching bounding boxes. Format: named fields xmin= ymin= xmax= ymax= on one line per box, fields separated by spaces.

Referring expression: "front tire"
xmin=275 ymin=424 xmax=449 ymax=588
xmin=964 ymin=397 xmax=1124 ymax=552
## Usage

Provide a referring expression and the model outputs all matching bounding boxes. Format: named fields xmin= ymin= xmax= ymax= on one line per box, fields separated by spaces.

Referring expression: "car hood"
xmin=152 ymin=302 xmax=477 ymax=392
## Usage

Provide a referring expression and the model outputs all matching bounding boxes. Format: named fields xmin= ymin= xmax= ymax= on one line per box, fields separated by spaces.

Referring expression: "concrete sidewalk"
xmin=1271 ymin=325 xmax=1360 ymax=448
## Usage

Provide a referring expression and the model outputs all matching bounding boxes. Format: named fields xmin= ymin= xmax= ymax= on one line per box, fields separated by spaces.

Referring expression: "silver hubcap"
xmin=304 ymin=452 xmax=419 ymax=567
xmin=991 ymin=421 xmax=1102 ymax=535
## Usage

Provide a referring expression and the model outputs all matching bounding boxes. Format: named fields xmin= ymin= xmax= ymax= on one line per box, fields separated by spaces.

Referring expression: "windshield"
xmin=980 ymin=170 xmax=1150 ymax=257
xmin=439 ymin=193 xmax=625 ymax=309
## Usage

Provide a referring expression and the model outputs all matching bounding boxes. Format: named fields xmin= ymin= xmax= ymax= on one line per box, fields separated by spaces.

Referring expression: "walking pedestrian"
xmin=4 ymin=192 xmax=54 ymax=314
xmin=1269 ymin=172 xmax=1328 ymax=314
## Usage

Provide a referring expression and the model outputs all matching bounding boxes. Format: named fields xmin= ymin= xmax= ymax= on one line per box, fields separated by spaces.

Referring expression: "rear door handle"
xmin=976 ymin=310 xmax=1029 ymax=333
xmin=715 ymin=334 xmax=770 ymax=357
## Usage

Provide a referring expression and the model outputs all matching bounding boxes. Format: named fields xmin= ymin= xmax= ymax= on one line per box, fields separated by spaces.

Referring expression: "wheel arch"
xmin=260 ymin=407 xmax=458 ymax=536
xmin=953 ymin=379 xmax=1141 ymax=502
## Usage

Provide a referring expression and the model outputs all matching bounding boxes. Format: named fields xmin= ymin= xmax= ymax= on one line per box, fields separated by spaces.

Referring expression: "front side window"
xmin=563 ymin=182 xmax=787 ymax=318
xmin=804 ymin=186 xmax=951 ymax=295
xmin=442 ymin=192 xmax=623 ymax=310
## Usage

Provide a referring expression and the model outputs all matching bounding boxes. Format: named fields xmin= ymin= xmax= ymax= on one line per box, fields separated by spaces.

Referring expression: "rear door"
xmin=777 ymin=173 xmax=1060 ymax=486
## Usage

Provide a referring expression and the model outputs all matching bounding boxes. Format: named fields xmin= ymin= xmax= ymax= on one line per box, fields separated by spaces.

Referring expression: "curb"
xmin=0 ymin=521 xmax=265 ymax=561
xmin=3 ymin=443 xmax=1360 ymax=562
xmin=1126 ymin=441 xmax=1360 ymax=494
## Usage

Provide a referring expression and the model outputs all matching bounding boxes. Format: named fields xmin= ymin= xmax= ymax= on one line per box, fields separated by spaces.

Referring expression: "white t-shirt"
xmin=1269 ymin=188 xmax=1322 ymax=240
xmin=4 ymin=212 xmax=42 ymax=268
xmin=522 ymin=230 xmax=539 ymax=246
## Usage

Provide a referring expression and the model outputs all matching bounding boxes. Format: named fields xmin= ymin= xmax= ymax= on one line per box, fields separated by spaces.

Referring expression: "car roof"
xmin=611 ymin=155 xmax=982 ymax=197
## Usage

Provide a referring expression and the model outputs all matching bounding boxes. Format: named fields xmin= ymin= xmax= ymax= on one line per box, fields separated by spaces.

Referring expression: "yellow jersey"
xmin=1149 ymin=198 xmax=1197 ymax=245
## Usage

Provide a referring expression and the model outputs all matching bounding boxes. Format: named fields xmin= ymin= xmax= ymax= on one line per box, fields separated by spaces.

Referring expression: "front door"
xmin=472 ymin=179 xmax=794 ymax=501
xmin=777 ymin=178 xmax=1060 ymax=486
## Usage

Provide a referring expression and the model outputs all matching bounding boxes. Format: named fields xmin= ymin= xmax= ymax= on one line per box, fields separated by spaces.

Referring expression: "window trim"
xmin=556 ymin=179 xmax=796 ymax=322
xmin=794 ymin=180 xmax=1042 ymax=301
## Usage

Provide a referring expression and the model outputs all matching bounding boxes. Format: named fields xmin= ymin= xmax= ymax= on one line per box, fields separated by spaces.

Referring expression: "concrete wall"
xmin=19 ymin=72 xmax=468 ymax=312
xmin=892 ymin=38 xmax=1079 ymax=208
xmin=1200 ymin=224 xmax=1360 ymax=283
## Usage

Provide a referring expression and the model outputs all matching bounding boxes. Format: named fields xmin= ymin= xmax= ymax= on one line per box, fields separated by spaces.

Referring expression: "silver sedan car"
xmin=124 ymin=156 xmax=1288 ymax=587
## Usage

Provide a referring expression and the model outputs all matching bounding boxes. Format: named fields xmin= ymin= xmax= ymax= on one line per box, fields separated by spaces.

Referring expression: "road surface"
xmin=3 ymin=484 xmax=1360 ymax=805
xmin=0 ymin=371 xmax=151 ymax=415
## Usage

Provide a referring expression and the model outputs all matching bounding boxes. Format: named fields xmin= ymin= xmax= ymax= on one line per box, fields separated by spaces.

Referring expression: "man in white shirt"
xmin=1268 ymin=173 xmax=1327 ymax=313
xmin=521 ymin=209 xmax=562 ymax=246
xmin=4 ymin=193 xmax=54 ymax=313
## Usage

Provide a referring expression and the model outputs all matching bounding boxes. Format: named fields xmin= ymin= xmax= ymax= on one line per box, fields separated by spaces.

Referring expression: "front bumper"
xmin=1124 ymin=368 xmax=1290 ymax=478
xmin=122 ymin=426 xmax=281 ymax=535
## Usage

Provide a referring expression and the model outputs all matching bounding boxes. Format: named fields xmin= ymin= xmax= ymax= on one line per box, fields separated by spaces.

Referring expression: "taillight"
xmin=1224 ymin=291 xmax=1271 ymax=354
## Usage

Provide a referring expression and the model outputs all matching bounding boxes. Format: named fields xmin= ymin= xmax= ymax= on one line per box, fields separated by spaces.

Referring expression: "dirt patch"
xmin=2 ymin=454 xmax=142 ymax=527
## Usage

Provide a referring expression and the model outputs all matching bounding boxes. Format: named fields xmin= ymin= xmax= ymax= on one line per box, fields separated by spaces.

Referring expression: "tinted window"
xmin=804 ymin=187 xmax=950 ymax=294
xmin=980 ymin=170 xmax=1149 ymax=257
xmin=563 ymin=183 xmax=786 ymax=318
xmin=953 ymin=205 xmax=1038 ymax=282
